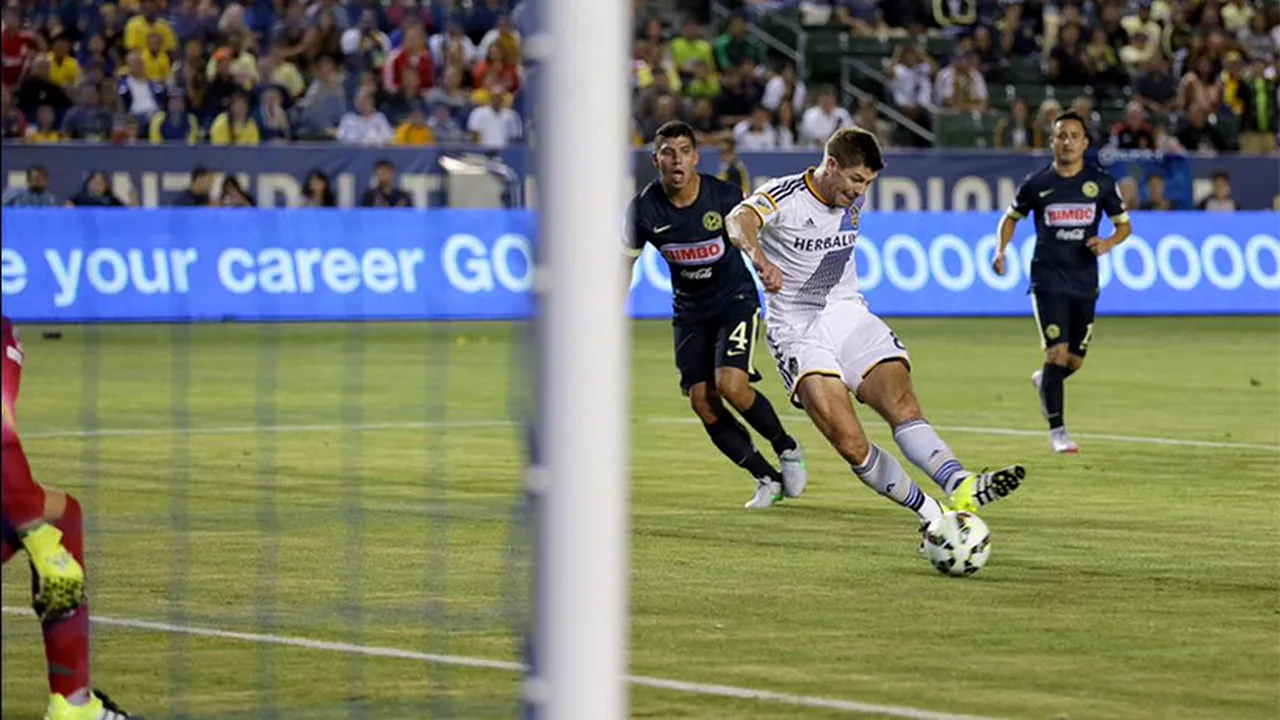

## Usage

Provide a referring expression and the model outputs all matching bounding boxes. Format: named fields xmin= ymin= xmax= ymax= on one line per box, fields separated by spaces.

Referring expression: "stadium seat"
xmin=935 ymin=111 xmax=1004 ymax=148
xmin=804 ymin=28 xmax=851 ymax=84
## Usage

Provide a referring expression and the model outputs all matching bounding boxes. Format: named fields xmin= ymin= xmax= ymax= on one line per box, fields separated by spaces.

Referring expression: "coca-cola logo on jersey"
xmin=660 ymin=237 xmax=724 ymax=266
xmin=1044 ymin=203 xmax=1096 ymax=227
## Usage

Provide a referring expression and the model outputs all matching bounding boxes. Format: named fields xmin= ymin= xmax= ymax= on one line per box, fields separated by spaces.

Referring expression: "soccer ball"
xmin=922 ymin=511 xmax=992 ymax=577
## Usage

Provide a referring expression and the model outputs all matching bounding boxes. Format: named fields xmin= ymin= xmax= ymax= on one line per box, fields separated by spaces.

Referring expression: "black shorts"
xmin=1031 ymin=291 xmax=1097 ymax=357
xmin=672 ymin=294 xmax=763 ymax=394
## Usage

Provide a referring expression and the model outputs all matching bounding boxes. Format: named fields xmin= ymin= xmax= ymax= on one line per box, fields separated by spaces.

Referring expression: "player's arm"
xmin=726 ymin=189 xmax=782 ymax=291
xmin=1087 ymin=177 xmax=1132 ymax=257
xmin=620 ymin=202 xmax=644 ymax=297
xmin=994 ymin=179 xmax=1035 ymax=276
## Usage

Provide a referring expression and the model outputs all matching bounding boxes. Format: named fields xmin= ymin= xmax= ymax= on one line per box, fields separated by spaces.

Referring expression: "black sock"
xmin=703 ymin=414 xmax=781 ymax=481
xmin=1041 ymin=363 xmax=1066 ymax=430
xmin=736 ymin=392 xmax=797 ymax=455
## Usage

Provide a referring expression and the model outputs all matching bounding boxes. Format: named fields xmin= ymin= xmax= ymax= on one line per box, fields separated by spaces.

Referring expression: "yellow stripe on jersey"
xmin=1004 ymin=207 xmax=1025 ymax=220
xmin=742 ymin=201 xmax=768 ymax=227
xmin=1110 ymin=211 xmax=1130 ymax=224
xmin=803 ymin=168 xmax=831 ymax=206
xmin=758 ymin=192 xmax=779 ymax=212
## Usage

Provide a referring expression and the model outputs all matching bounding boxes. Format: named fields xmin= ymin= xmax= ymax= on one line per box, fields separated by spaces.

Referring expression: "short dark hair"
xmin=654 ymin=121 xmax=697 ymax=150
xmin=1054 ymin=110 xmax=1089 ymax=134
xmin=825 ymin=128 xmax=884 ymax=173
xmin=1211 ymin=171 xmax=1230 ymax=182
xmin=190 ymin=165 xmax=213 ymax=181
xmin=374 ymin=159 xmax=396 ymax=171
xmin=27 ymin=164 xmax=48 ymax=178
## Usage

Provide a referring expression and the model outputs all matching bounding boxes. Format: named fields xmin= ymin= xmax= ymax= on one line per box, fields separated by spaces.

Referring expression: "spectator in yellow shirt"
xmin=27 ymin=105 xmax=65 ymax=143
xmin=46 ymin=36 xmax=81 ymax=89
xmin=669 ymin=19 xmax=715 ymax=81
xmin=149 ymin=93 xmax=200 ymax=144
xmin=124 ymin=0 xmax=177 ymax=54
xmin=210 ymin=92 xmax=261 ymax=145
xmin=140 ymin=31 xmax=172 ymax=82
xmin=394 ymin=105 xmax=435 ymax=146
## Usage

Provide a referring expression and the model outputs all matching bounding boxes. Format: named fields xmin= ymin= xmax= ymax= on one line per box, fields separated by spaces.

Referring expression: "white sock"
xmin=892 ymin=419 xmax=969 ymax=494
xmin=851 ymin=445 xmax=944 ymax=523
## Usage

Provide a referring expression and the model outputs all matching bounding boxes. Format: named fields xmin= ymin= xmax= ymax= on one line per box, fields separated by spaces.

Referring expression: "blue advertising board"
xmin=1 ymin=209 xmax=1275 ymax=323
xmin=3 ymin=144 xmax=1278 ymax=211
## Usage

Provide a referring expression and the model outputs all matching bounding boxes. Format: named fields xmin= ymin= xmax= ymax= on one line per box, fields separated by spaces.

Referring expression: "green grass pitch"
xmin=2 ymin=317 xmax=1277 ymax=720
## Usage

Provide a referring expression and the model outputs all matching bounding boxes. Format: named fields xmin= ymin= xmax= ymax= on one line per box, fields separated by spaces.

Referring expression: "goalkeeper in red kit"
xmin=2 ymin=317 xmax=141 ymax=720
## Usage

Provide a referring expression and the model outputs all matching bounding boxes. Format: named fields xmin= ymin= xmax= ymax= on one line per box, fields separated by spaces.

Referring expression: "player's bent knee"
xmin=1067 ymin=355 xmax=1085 ymax=371
xmin=687 ymin=384 xmax=723 ymax=424
xmin=713 ymin=369 xmax=753 ymax=409
xmin=1044 ymin=344 xmax=1071 ymax=366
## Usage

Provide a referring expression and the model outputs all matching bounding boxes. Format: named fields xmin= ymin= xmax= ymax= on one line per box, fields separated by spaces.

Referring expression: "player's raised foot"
xmin=1050 ymin=428 xmax=1080 ymax=454
xmin=744 ymin=478 xmax=783 ymax=509
xmin=21 ymin=524 xmax=86 ymax=622
xmin=948 ymin=465 xmax=1026 ymax=514
xmin=778 ymin=445 xmax=808 ymax=498
xmin=1031 ymin=369 xmax=1043 ymax=390
xmin=45 ymin=690 xmax=142 ymax=720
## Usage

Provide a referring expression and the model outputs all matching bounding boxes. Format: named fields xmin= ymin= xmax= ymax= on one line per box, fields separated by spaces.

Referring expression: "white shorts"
xmin=765 ymin=301 xmax=911 ymax=405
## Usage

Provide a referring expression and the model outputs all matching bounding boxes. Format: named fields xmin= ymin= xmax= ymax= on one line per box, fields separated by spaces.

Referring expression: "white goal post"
xmin=530 ymin=0 xmax=630 ymax=717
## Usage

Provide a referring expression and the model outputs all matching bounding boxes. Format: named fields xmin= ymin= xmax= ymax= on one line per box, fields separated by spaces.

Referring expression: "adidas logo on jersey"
xmin=804 ymin=218 xmax=817 ymax=228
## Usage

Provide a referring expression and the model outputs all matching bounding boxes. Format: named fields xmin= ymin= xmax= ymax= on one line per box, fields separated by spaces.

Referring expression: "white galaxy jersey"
xmin=740 ymin=169 xmax=864 ymax=325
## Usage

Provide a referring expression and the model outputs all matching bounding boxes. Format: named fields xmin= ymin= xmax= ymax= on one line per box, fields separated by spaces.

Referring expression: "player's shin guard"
xmin=42 ymin=495 xmax=90 ymax=699
xmin=891 ymin=419 xmax=968 ymax=494
xmin=736 ymin=393 xmax=797 ymax=455
xmin=851 ymin=445 xmax=942 ymax=523
xmin=703 ymin=413 xmax=781 ymax=482
xmin=1041 ymin=364 xmax=1067 ymax=430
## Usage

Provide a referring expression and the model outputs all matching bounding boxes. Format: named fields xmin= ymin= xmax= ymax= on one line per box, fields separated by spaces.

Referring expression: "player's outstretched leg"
xmin=34 ymin=493 xmax=142 ymax=720
xmin=714 ymin=368 xmax=807 ymax=498
xmin=857 ymin=361 xmax=1025 ymax=514
xmin=795 ymin=374 xmax=945 ymax=526
xmin=689 ymin=383 xmax=786 ymax=508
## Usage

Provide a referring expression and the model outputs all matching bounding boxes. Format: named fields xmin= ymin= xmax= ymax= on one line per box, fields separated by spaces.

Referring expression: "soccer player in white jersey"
xmin=723 ymin=128 xmax=1026 ymax=541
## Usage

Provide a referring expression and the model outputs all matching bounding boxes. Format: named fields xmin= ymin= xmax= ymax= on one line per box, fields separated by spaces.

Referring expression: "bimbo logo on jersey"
xmin=1045 ymin=203 xmax=1097 ymax=226
xmin=660 ymin=237 xmax=725 ymax=266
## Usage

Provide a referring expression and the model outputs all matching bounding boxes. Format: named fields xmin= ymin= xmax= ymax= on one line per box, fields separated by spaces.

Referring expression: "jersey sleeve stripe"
xmin=758 ymin=191 xmax=779 ymax=212
xmin=1110 ymin=211 xmax=1130 ymax=224
xmin=742 ymin=200 xmax=768 ymax=226
xmin=769 ymin=177 xmax=806 ymax=204
xmin=1004 ymin=207 xmax=1024 ymax=220
xmin=622 ymin=246 xmax=642 ymax=258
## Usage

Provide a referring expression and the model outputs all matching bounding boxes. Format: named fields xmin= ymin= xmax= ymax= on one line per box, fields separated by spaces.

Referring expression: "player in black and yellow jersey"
xmin=624 ymin=121 xmax=806 ymax=508
xmin=994 ymin=111 xmax=1133 ymax=454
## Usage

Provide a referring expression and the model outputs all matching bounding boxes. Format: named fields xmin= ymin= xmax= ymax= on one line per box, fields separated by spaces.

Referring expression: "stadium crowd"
xmin=800 ymin=0 xmax=1278 ymax=153
xmin=1 ymin=0 xmax=1275 ymax=153
xmin=2 ymin=0 xmax=532 ymax=147
xmin=0 ymin=0 xmax=1274 ymax=210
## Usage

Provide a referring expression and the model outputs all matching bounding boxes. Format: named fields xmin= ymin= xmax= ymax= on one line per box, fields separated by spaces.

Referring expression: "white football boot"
xmin=778 ymin=445 xmax=808 ymax=498
xmin=744 ymin=478 xmax=783 ymax=509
